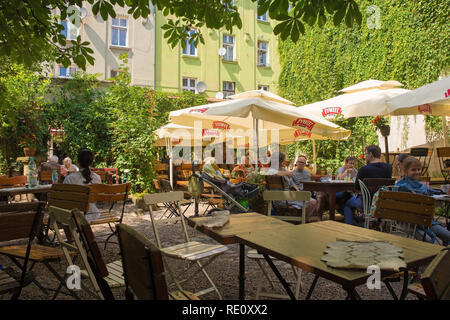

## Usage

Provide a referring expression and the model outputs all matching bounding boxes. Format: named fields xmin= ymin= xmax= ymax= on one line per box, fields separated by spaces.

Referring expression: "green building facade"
xmin=154 ymin=1 xmax=282 ymax=98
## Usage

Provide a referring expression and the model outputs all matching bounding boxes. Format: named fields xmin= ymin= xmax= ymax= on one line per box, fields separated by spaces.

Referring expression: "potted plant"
xmin=371 ymin=116 xmax=390 ymax=136
xmin=20 ymin=134 xmax=38 ymax=156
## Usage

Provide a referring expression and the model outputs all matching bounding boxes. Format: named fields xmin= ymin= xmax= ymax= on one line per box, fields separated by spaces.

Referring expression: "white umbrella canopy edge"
xmin=386 ymin=77 xmax=450 ymax=116
xmin=168 ymin=96 xmax=351 ymax=141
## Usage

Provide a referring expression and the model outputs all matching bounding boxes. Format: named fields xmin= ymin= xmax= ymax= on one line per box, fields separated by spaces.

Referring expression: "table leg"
xmin=239 ymin=243 xmax=245 ymax=300
xmin=329 ymin=192 xmax=336 ymax=221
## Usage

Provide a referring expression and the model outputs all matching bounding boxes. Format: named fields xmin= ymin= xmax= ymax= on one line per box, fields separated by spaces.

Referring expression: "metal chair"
xmin=159 ymin=179 xmax=192 ymax=218
xmin=410 ymin=148 xmax=433 ymax=176
xmin=116 ymin=223 xmax=199 ymax=300
xmin=143 ymin=191 xmax=229 ymax=299
xmin=437 ymin=147 xmax=450 ymax=183
xmin=357 ymin=179 xmax=373 ymax=229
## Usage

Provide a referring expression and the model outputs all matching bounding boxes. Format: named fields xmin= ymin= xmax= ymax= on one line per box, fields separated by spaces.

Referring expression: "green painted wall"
xmin=154 ymin=0 xmax=281 ymax=97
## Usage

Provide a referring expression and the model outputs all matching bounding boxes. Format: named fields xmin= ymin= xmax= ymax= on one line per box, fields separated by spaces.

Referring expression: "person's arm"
xmin=336 ymin=167 xmax=346 ymax=180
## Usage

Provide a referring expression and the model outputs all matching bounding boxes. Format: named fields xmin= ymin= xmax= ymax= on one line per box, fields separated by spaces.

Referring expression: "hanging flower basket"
xmin=379 ymin=125 xmax=390 ymax=137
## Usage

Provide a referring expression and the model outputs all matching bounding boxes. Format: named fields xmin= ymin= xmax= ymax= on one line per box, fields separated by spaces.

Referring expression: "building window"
xmin=222 ymin=35 xmax=235 ymax=61
xmin=257 ymin=1 xmax=268 ymax=21
xmin=59 ymin=66 xmax=77 ymax=78
xmin=61 ymin=20 xmax=79 ymax=41
xmin=223 ymin=81 xmax=235 ymax=98
xmin=257 ymin=41 xmax=269 ymax=66
xmin=182 ymin=29 xmax=197 ymax=56
xmin=258 ymin=85 xmax=269 ymax=91
xmin=110 ymin=70 xmax=122 ymax=78
xmin=111 ymin=18 xmax=128 ymax=47
xmin=182 ymin=77 xmax=197 ymax=93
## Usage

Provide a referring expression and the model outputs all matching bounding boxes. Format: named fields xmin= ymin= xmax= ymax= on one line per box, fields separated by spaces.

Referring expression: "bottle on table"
xmin=28 ymin=157 xmax=38 ymax=188
xmin=52 ymin=169 xmax=58 ymax=184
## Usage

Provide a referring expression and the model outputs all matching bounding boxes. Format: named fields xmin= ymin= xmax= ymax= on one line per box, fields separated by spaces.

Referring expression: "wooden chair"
xmin=437 ymin=147 xmax=450 ymax=183
xmin=48 ymin=206 xmax=124 ymax=300
xmin=154 ymin=163 xmax=169 ymax=180
xmin=0 ymin=202 xmax=79 ymax=300
xmin=373 ymin=190 xmax=436 ymax=299
xmin=143 ymin=191 xmax=229 ymax=299
xmin=38 ymin=170 xmax=60 ymax=184
xmin=410 ymin=148 xmax=433 ymax=177
xmin=362 ymin=178 xmax=397 ymax=196
xmin=88 ymin=183 xmax=131 ymax=249
xmin=0 ymin=202 xmax=44 ymax=299
xmin=0 ymin=175 xmax=28 ymax=202
xmin=408 ymin=246 xmax=450 ymax=300
xmin=116 ymin=223 xmax=199 ymax=300
xmin=159 ymin=179 xmax=192 ymax=217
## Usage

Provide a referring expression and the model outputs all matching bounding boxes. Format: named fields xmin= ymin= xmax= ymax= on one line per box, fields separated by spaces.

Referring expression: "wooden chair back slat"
xmin=362 ymin=178 xmax=396 ymax=194
xmin=265 ymin=175 xmax=285 ymax=190
xmin=117 ymin=224 xmax=169 ymax=300
xmin=374 ymin=191 xmax=435 ymax=228
xmin=0 ymin=175 xmax=27 ymax=187
xmin=153 ymin=179 xmax=161 ymax=192
xmin=263 ymin=190 xmax=311 ymax=202
xmin=48 ymin=184 xmax=91 ymax=213
xmin=144 ymin=191 xmax=184 ymax=205
xmin=88 ymin=183 xmax=130 ymax=203
xmin=421 ymin=248 xmax=450 ymax=300
xmin=154 ymin=163 xmax=169 ymax=171
xmin=39 ymin=171 xmax=53 ymax=182
xmin=0 ymin=202 xmax=44 ymax=242
xmin=437 ymin=147 xmax=450 ymax=158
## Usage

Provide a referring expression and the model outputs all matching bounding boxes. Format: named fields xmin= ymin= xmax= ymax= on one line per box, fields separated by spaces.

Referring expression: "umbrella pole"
xmin=443 ymin=116 xmax=448 ymax=147
xmin=312 ymin=140 xmax=317 ymax=175
xmin=384 ymin=136 xmax=390 ymax=163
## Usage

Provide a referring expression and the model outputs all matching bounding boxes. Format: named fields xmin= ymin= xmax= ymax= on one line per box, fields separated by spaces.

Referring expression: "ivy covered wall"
xmin=278 ymin=0 xmax=449 ymax=173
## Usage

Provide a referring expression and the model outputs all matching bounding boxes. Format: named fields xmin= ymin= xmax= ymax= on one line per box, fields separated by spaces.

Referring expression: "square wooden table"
xmin=302 ymin=181 xmax=356 ymax=220
xmin=187 ymin=212 xmax=293 ymax=299
xmin=236 ymin=220 xmax=444 ymax=300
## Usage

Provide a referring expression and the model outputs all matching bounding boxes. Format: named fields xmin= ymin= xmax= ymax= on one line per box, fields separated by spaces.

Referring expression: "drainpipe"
xmin=152 ymin=1 xmax=156 ymax=89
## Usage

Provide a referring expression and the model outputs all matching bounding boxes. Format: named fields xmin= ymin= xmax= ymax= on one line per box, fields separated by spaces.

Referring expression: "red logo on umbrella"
xmin=322 ymin=107 xmax=342 ymax=118
xmin=202 ymin=129 xmax=221 ymax=137
xmin=294 ymin=128 xmax=312 ymax=138
xmin=292 ymin=118 xmax=315 ymax=131
xmin=172 ymin=138 xmax=183 ymax=145
xmin=189 ymin=107 xmax=209 ymax=113
xmin=418 ymin=104 xmax=432 ymax=114
xmin=212 ymin=121 xmax=230 ymax=130
xmin=445 ymin=89 xmax=450 ymax=98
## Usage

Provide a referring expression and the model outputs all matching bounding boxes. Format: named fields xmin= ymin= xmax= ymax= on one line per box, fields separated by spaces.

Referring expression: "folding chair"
xmin=48 ymin=206 xmax=124 ymax=300
xmin=373 ymin=190 xmax=436 ymax=300
xmin=408 ymin=246 xmax=450 ymax=300
xmin=88 ymin=183 xmax=131 ymax=249
xmin=437 ymin=147 xmax=450 ymax=183
xmin=410 ymin=147 xmax=433 ymax=177
xmin=42 ymin=184 xmax=91 ymax=244
xmin=159 ymin=179 xmax=193 ymax=218
xmin=117 ymin=223 xmax=199 ymax=300
xmin=0 ymin=202 xmax=79 ymax=300
xmin=143 ymin=191 xmax=229 ymax=299
xmin=245 ymin=190 xmax=305 ymax=299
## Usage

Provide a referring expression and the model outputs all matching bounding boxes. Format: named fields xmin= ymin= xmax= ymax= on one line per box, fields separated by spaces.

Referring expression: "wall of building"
xmin=52 ymin=4 xmax=155 ymax=87
xmin=155 ymin=0 xmax=281 ymax=97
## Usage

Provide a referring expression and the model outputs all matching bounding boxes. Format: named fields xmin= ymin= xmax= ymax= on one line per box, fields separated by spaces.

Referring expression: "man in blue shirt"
xmin=343 ymin=145 xmax=392 ymax=225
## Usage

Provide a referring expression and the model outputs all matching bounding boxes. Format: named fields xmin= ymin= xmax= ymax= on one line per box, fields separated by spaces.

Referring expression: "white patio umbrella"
xmin=168 ymin=90 xmax=351 ymax=167
xmin=386 ymin=76 xmax=450 ymax=146
xmin=299 ymin=80 xmax=410 ymax=119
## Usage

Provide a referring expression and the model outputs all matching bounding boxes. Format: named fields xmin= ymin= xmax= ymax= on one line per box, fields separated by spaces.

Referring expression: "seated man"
xmin=291 ymin=156 xmax=311 ymax=186
xmin=37 ymin=155 xmax=60 ymax=174
xmin=262 ymin=152 xmax=319 ymax=219
xmin=343 ymin=145 xmax=392 ymax=225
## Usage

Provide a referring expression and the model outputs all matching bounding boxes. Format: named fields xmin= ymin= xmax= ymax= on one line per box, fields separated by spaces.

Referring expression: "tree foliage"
xmin=278 ymin=0 xmax=449 ymax=173
xmin=0 ymin=0 xmax=361 ymax=69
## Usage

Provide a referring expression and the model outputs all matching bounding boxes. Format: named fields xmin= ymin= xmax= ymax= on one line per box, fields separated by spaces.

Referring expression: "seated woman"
xmin=336 ymin=156 xmax=358 ymax=181
xmin=64 ymin=149 xmax=102 ymax=221
xmin=60 ymin=157 xmax=79 ymax=178
xmin=395 ymin=156 xmax=450 ymax=246
xmin=262 ymin=152 xmax=319 ymax=219
xmin=232 ymin=155 xmax=254 ymax=180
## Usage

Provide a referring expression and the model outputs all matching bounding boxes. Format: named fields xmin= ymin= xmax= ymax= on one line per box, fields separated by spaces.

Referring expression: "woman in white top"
xmin=64 ymin=149 xmax=102 ymax=221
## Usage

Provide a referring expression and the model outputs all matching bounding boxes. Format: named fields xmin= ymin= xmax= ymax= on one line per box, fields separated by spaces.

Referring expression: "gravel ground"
xmin=0 ymin=201 xmax=425 ymax=300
